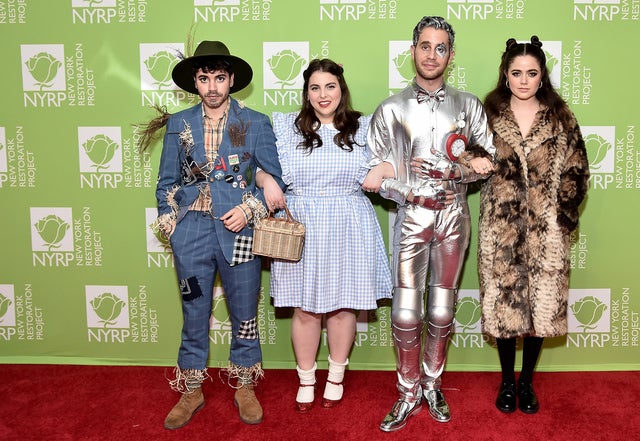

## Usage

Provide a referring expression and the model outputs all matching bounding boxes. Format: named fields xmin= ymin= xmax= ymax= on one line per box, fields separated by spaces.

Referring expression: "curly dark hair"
xmin=294 ymin=59 xmax=362 ymax=153
xmin=484 ymin=36 xmax=573 ymax=132
xmin=191 ymin=59 xmax=233 ymax=77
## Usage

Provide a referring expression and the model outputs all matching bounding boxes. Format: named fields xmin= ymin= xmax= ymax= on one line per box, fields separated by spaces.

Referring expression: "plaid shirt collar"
xmin=202 ymin=99 xmax=230 ymax=160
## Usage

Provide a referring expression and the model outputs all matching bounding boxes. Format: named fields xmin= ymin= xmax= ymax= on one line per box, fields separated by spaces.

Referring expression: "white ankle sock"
xmin=323 ymin=356 xmax=348 ymax=401
xmin=296 ymin=363 xmax=317 ymax=403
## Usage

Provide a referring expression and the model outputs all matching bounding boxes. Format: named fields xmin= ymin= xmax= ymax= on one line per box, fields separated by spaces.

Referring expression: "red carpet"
xmin=0 ymin=365 xmax=637 ymax=441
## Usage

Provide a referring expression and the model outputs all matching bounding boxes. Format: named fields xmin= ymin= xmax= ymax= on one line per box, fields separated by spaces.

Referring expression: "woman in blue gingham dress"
xmin=268 ymin=59 xmax=391 ymax=413
xmin=270 ymin=111 xmax=391 ymax=312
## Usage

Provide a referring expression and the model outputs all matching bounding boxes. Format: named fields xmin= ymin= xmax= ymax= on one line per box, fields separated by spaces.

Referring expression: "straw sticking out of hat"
xmin=171 ymin=41 xmax=253 ymax=94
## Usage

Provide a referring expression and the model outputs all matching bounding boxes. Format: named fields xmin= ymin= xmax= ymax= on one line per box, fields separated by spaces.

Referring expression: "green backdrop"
xmin=1 ymin=0 xmax=638 ymax=372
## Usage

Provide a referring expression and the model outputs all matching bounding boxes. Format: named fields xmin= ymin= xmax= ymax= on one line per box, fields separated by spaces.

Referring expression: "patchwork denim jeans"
xmin=170 ymin=211 xmax=263 ymax=370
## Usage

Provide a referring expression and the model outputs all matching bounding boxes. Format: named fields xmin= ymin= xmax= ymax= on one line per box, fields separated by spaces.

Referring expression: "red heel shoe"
xmin=321 ymin=379 xmax=343 ymax=408
xmin=296 ymin=383 xmax=316 ymax=413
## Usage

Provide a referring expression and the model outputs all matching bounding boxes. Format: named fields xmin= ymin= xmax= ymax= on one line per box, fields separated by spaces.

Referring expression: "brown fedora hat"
xmin=171 ymin=40 xmax=253 ymax=94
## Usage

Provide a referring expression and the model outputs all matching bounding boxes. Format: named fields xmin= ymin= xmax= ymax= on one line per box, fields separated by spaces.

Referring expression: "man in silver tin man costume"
xmin=366 ymin=16 xmax=495 ymax=432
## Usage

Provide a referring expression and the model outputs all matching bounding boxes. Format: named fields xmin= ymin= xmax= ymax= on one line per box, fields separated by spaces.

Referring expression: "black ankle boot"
xmin=495 ymin=382 xmax=516 ymax=413
xmin=517 ymin=382 xmax=539 ymax=414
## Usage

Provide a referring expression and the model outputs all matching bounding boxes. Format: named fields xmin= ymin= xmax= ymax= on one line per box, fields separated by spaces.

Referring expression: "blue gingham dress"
xmin=270 ymin=112 xmax=392 ymax=313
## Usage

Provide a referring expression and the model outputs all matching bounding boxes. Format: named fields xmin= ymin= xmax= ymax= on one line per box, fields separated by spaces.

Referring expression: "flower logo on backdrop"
xmin=566 ymin=289 xmax=623 ymax=349
xmin=90 ymin=292 xmax=127 ymax=328
xmin=87 ymin=285 xmax=159 ymax=343
xmin=86 ymin=286 xmax=133 ymax=343
xmin=450 ymin=290 xmax=487 ymax=349
xmin=393 ymin=50 xmax=414 ymax=86
xmin=545 ymin=50 xmax=559 ymax=73
xmin=140 ymin=43 xmax=197 ymax=110
xmin=568 ymin=289 xmax=610 ymax=334
xmin=267 ymin=50 xmax=306 ymax=88
xmin=30 ymin=208 xmax=74 ymax=255
xmin=263 ymin=42 xmax=308 ymax=108
xmin=388 ymin=41 xmax=414 ymax=91
xmin=82 ymin=134 xmax=119 ymax=172
xmin=24 ymin=52 xmax=62 ymax=91
xmin=0 ymin=285 xmax=16 ymax=331
xmin=570 ymin=296 xmax=608 ymax=332
xmin=34 ymin=214 xmax=70 ymax=252
xmin=211 ymin=286 xmax=231 ymax=331
xmin=263 ymin=43 xmax=308 ymax=90
xmin=143 ymin=50 xmax=180 ymax=89
xmin=209 ymin=285 xmax=232 ymax=345
xmin=21 ymin=44 xmax=96 ymax=108
xmin=529 ymin=40 xmax=562 ymax=90
xmin=21 ymin=45 xmax=65 ymax=92
xmin=86 ymin=286 xmax=128 ymax=330
xmin=584 ymin=133 xmax=612 ymax=171
xmin=544 ymin=48 xmax=561 ymax=90
xmin=78 ymin=126 xmax=152 ymax=189
xmin=31 ymin=207 xmax=104 ymax=267
xmin=454 ymin=296 xmax=482 ymax=332
xmin=78 ymin=127 xmax=124 ymax=189
xmin=140 ymin=44 xmax=183 ymax=92
xmin=593 ymin=124 xmax=640 ymax=191
xmin=580 ymin=127 xmax=618 ymax=191
xmin=0 ymin=293 xmax=12 ymax=324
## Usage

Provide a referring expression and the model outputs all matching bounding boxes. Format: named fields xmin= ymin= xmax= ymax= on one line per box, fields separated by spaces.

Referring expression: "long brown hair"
xmin=484 ymin=36 xmax=573 ymax=132
xmin=294 ymin=59 xmax=362 ymax=153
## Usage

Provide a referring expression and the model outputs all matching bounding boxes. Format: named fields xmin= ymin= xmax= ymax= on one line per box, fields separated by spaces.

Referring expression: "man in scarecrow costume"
xmin=147 ymin=40 xmax=284 ymax=429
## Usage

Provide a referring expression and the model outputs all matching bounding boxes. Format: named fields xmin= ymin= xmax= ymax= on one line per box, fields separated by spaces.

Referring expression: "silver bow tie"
xmin=416 ymin=88 xmax=446 ymax=103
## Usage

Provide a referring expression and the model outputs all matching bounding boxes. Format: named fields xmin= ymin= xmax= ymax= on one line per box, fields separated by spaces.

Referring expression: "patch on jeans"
xmin=179 ymin=276 xmax=202 ymax=301
xmin=237 ymin=317 xmax=258 ymax=340
xmin=231 ymin=235 xmax=255 ymax=266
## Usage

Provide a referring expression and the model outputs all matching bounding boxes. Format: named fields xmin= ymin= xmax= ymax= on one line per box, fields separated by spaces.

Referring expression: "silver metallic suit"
xmin=368 ymin=81 xmax=494 ymax=427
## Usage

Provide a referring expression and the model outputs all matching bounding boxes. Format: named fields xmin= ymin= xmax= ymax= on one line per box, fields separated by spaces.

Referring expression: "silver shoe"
xmin=424 ymin=389 xmax=451 ymax=422
xmin=379 ymin=398 xmax=422 ymax=432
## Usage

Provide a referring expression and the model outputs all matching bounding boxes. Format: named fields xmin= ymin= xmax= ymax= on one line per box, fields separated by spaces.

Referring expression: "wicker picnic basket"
xmin=252 ymin=205 xmax=305 ymax=261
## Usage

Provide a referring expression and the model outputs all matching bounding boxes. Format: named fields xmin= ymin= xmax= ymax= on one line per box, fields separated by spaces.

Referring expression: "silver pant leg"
xmin=421 ymin=204 xmax=470 ymax=390
xmin=421 ymin=286 xmax=456 ymax=390
xmin=391 ymin=287 xmax=424 ymax=401
xmin=391 ymin=207 xmax=433 ymax=401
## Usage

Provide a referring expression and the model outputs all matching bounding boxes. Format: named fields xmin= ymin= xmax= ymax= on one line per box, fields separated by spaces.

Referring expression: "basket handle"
xmin=268 ymin=204 xmax=296 ymax=222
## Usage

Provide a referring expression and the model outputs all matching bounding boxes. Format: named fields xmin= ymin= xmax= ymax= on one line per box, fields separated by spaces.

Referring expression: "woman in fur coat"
xmin=478 ymin=36 xmax=590 ymax=415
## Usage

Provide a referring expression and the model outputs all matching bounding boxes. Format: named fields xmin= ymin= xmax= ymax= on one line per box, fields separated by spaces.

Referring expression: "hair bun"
xmin=505 ymin=38 xmax=518 ymax=50
xmin=530 ymin=35 xmax=543 ymax=48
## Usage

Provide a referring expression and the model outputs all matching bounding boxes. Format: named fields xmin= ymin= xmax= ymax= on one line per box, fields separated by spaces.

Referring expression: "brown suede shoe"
xmin=164 ymin=387 xmax=205 ymax=430
xmin=234 ymin=384 xmax=263 ymax=424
